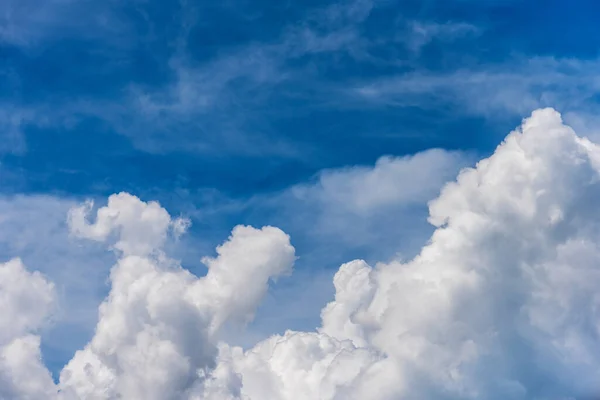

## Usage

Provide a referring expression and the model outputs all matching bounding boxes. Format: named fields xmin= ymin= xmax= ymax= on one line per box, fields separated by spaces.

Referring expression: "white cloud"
xmin=59 ymin=193 xmax=295 ymax=399
xmin=4 ymin=108 xmax=600 ymax=399
xmin=0 ymin=258 xmax=56 ymax=399
xmin=225 ymin=148 xmax=470 ymax=347
xmin=0 ymin=194 xmax=119 ymax=369
xmin=67 ymin=193 xmax=185 ymax=257
xmin=0 ymin=258 xmax=55 ymax=342
xmin=192 ymin=108 xmax=600 ymax=399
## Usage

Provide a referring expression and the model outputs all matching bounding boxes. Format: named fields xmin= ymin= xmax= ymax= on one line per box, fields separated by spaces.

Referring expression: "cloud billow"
xmin=1 ymin=108 xmax=600 ymax=399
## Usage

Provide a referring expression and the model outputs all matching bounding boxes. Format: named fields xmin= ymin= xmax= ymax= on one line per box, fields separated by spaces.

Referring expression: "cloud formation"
xmin=3 ymin=108 xmax=600 ymax=398
xmin=0 ymin=258 xmax=56 ymax=399
xmin=59 ymin=193 xmax=295 ymax=399
xmin=192 ymin=108 xmax=600 ymax=399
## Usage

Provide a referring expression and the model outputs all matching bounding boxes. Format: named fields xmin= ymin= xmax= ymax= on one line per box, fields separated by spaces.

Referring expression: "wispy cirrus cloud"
xmin=6 ymin=0 xmax=597 ymax=165
xmin=115 ymin=0 xmax=376 ymax=154
xmin=0 ymin=108 xmax=30 ymax=154
xmin=404 ymin=20 xmax=481 ymax=53
xmin=0 ymin=0 xmax=497 ymax=159
xmin=0 ymin=0 xmax=135 ymax=48
xmin=353 ymin=56 xmax=600 ymax=137
xmin=0 ymin=0 xmax=381 ymax=157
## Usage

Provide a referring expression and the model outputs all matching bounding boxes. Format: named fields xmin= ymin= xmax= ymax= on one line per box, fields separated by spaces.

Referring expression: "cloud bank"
xmin=2 ymin=108 xmax=600 ymax=398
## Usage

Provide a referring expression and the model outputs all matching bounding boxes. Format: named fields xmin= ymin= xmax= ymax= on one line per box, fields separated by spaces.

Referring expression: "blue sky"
xmin=3 ymin=0 xmax=600 ymax=387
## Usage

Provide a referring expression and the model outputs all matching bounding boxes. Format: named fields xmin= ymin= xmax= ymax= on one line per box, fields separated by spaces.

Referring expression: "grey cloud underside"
xmin=2 ymin=108 xmax=600 ymax=399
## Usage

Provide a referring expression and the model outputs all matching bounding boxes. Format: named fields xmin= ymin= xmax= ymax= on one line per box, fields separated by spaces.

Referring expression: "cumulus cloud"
xmin=4 ymin=108 xmax=600 ymax=399
xmin=59 ymin=193 xmax=295 ymax=399
xmin=192 ymin=108 xmax=600 ymax=399
xmin=0 ymin=194 xmax=120 ymax=374
xmin=0 ymin=258 xmax=56 ymax=399
xmin=67 ymin=193 xmax=182 ymax=257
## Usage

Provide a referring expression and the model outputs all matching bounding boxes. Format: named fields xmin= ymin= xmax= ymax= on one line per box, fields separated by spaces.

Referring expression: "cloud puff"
xmin=4 ymin=108 xmax=600 ymax=399
xmin=67 ymin=193 xmax=182 ymax=257
xmin=0 ymin=258 xmax=56 ymax=399
xmin=0 ymin=194 xmax=121 ymax=375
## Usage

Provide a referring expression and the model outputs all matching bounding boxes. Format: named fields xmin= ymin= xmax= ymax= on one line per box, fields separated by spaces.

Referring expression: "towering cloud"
xmin=59 ymin=193 xmax=296 ymax=399
xmin=194 ymin=108 xmax=600 ymax=399
xmin=2 ymin=108 xmax=600 ymax=399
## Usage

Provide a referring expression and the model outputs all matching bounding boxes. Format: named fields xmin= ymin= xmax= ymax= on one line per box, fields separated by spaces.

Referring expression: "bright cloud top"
xmin=2 ymin=108 xmax=600 ymax=399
